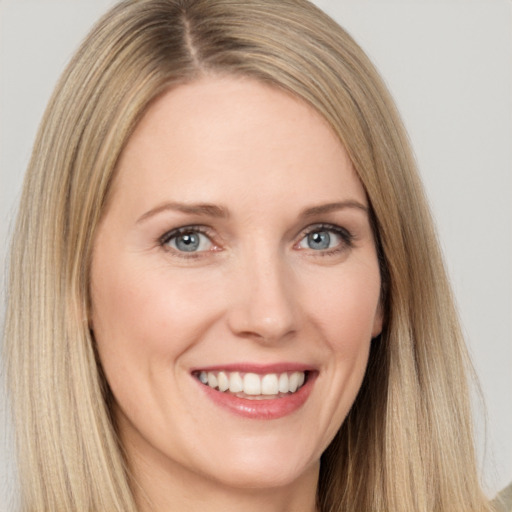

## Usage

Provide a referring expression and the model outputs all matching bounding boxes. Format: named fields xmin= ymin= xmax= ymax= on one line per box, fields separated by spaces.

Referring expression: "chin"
xmin=203 ymin=455 xmax=318 ymax=491
xmin=183 ymin=431 xmax=323 ymax=491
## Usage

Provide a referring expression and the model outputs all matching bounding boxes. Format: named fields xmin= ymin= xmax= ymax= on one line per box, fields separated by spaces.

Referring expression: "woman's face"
xmin=91 ymin=76 xmax=382 ymax=496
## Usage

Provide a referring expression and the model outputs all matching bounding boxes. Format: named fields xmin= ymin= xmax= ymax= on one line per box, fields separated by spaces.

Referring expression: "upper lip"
xmin=190 ymin=362 xmax=316 ymax=374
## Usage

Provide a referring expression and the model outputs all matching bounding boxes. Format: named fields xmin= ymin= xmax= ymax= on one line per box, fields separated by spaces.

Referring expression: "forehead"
xmin=111 ymin=75 xmax=366 ymax=214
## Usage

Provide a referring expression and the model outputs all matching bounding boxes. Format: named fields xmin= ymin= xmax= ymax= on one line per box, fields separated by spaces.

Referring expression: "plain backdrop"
xmin=1 ymin=0 xmax=511 ymax=509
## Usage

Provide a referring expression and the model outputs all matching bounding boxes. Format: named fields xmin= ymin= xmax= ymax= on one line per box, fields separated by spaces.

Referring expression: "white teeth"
xmin=198 ymin=370 xmax=307 ymax=396
xmin=207 ymin=372 xmax=218 ymax=389
xmin=289 ymin=371 xmax=301 ymax=392
xmin=217 ymin=371 xmax=229 ymax=392
xmin=261 ymin=374 xmax=279 ymax=395
xmin=278 ymin=373 xmax=289 ymax=393
xmin=243 ymin=373 xmax=261 ymax=395
xmin=229 ymin=372 xmax=243 ymax=393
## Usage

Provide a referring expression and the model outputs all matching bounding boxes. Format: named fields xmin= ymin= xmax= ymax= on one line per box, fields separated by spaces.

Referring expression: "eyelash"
xmin=159 ymin=225 xmax=217 ymax=259
xmin=297 ymin=223 xmax=355 ymax=256
xmin=158 ymin=223 xmax=354 ymax=258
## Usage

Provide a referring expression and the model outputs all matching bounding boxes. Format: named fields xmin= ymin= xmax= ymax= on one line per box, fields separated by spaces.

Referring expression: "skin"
xmin=90 ymin=75 xmax=383 ymax=512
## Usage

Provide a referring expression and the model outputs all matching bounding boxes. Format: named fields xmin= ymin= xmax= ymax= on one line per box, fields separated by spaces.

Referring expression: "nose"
xmin=226 ymin=251 xmax=299 ymax=344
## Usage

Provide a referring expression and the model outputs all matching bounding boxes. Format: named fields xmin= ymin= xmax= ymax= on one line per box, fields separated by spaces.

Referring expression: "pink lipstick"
xmin=192 ymin=364 xmax=317 ymax=419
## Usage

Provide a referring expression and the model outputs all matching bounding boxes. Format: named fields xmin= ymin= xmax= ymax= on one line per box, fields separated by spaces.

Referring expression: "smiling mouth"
xmin=193 ymin=370 xmax=308 ymax=400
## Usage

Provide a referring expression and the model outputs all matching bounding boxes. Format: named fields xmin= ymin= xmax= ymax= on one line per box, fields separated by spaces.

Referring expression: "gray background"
xmin=1 ymin=0 xmax=511 ymax=509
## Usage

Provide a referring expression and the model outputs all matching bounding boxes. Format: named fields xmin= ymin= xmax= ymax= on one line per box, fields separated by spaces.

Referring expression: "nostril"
xmin=223 ymin=260 xmax=300 ymax=344
xmin=227 ymin=305 xmax=298 ymax=343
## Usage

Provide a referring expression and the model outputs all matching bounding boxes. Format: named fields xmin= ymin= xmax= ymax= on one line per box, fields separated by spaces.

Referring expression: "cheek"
xmin=310 ymin=265 xmax=381 ymax=349
xmin=90 ymin=259 xmax=223 ymax=429
xmin=90 ymin=251 xmax=236 ymax=396
xmin=292 ymin=263 xmax=380 ymax=449
xmin=92 ymin=266 xmax=212 ymax=357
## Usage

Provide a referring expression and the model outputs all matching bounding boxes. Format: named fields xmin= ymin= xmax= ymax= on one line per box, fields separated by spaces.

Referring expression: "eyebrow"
xmin=137 ymin=202 xmax=229 ymax=223
xmin=136 ymin=199 xmax=368 ymax=224
xmin=300 ymin=201 xmax=368 ymax=217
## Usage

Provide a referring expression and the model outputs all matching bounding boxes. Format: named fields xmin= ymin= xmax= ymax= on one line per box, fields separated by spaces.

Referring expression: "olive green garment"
xmin=493 ymin=482 xmax=512 ymax=512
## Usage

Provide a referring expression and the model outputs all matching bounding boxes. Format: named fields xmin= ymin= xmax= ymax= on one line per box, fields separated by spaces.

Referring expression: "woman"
xmin=2 ymin=0 xmax=495 ymax=510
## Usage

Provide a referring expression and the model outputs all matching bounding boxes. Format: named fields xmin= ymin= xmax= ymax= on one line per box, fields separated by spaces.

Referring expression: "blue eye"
xmin=305 ymin=231 xmax=332 ymax=250
xmin=297 ymin=225 xmax=352 ymax=252
xmin=162 ymin=229 xmax=213 ymax=253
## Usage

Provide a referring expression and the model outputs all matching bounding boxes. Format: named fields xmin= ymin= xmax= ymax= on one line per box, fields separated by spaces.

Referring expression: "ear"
xmin=371 ymin=302 xmax=384 ymax=339
xmin=86 ymin=300 xmax=95 ymax=333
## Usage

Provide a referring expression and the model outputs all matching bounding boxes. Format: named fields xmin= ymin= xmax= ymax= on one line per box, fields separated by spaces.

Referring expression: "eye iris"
xmin=175 ymin=233 xmax=200 ymax=252
xmin=308 ymin=231 xmax=330 ymax=250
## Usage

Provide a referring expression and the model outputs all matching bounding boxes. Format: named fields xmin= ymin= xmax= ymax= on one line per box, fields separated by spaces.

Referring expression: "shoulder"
xmin=493 ymin=482 xmax=512 ymax=512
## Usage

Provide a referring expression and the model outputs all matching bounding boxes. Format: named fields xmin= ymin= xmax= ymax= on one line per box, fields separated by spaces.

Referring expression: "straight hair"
xmin=4 ymin=1 xmax=491 ymax=510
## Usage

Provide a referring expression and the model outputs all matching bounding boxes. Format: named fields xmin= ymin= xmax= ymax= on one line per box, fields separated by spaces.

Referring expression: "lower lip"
xmin=196 ymin=373 xmax=316 ymax=420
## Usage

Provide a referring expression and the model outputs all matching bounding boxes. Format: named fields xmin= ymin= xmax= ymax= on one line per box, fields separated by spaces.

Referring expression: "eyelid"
xmin=295 ymin=223 xmax=354 ymax=252
xmin=157 ymin=222 xmax=354 ymax=258
xmin=159 ymin=225 xmax=212 ymax=244
xmin=159 ymin=225 xmax=219 ymax=256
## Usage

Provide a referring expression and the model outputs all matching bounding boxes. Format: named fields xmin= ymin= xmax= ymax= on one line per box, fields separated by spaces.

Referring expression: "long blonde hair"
xmin=3 ymin=0 xmax=491 ymax=510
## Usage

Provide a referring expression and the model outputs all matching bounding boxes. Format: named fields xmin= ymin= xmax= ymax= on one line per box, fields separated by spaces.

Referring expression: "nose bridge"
xmin=227 ymin=242 xmax=298 ymax=342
